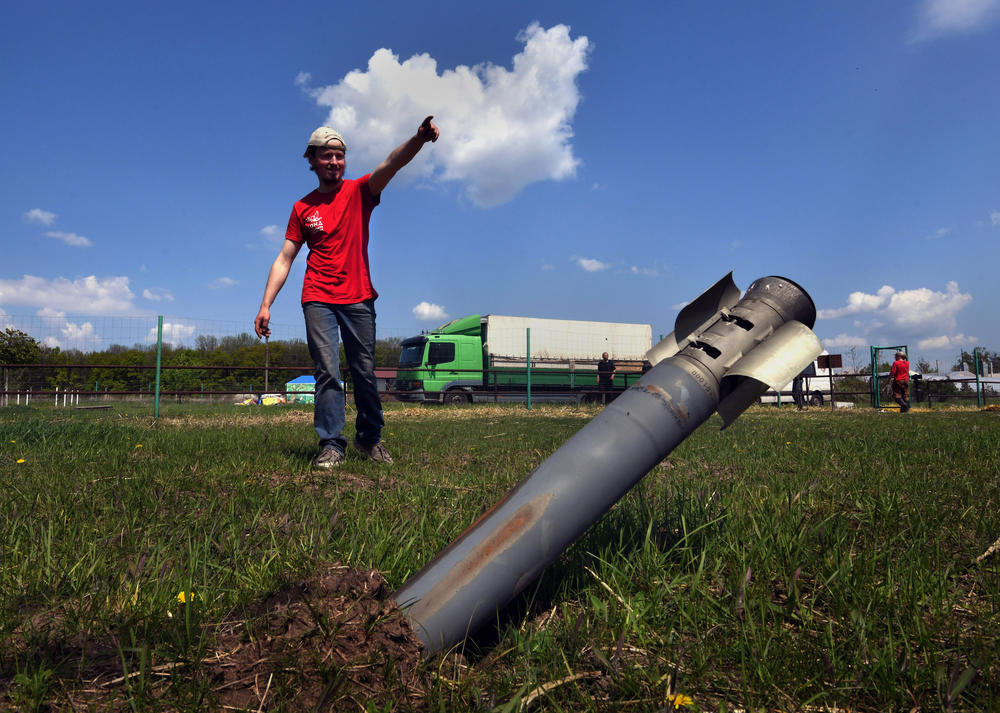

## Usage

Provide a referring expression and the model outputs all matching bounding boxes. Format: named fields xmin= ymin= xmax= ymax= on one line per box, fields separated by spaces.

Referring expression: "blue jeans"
xmin=303 ymin=300 xmax=384 ymax=453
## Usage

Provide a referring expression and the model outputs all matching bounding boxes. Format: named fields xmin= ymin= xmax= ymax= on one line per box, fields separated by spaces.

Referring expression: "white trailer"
xmin=483 ymin=315 xmax=652 ymax=364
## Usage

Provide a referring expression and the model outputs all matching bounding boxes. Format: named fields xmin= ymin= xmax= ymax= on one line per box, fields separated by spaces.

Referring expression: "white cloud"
xmin=412 ymin=301 xmax=449 ymax=322
xmin=209 ymin=277 xmax=238 ymax=289
xmin=883 ymin=281 xmax=972 ymax=332
xmin=45 ymin=231 xmax=92 ymax=247
xmin=630 ymin=265 xmax=659 ymax=277
xmin=818 ymin=285 xmax=896 ymax=319
xmin=822 ymin=333 xmax=869 ymax=350
xmin=926 ymin=227 xmax=950 ymax=240
xmin=62 ymin=321 xmax=97 ymax=342
xmin=574 ymin=256 xmax=610 ymax=272
xmin=23 ymin=210 xmax=93 ymax=247
xmin=302 ymin=23 xmax=590 ymax=207
xmin=255 ymin=224 xmax=285 ymax=248
xmin=912 ymin=0 xmax=1000 ymax=40
xmin=142 ymin=288 xmax=174 ymax=302
xmin=818 ymin=281 xmax=973 ymax=354
xmin=821 ymin=281 xmax=972 ymax=331
xmin=146 ymin=321 xmax=197 ymax=347
xmin=40 ymin=320 xmax=102 ymax=350
xmin=917 ymin=333 xmax=977 ymax=350
xmin=0 ymin=275 xmax=135 ymax=314
xmin=991 ymin=210 xmax=1000 ymax=225
xmin=24 ymin=208 xmax=57 ymax=226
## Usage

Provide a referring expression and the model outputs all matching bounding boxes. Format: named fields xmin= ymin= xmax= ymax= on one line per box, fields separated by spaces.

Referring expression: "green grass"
xmin=1 ymin=401 xmax=998 ymax=711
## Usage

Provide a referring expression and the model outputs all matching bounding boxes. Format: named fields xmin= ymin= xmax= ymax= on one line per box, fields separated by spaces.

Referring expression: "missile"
xmin=393 ymin=274 xmax=823 ymax=654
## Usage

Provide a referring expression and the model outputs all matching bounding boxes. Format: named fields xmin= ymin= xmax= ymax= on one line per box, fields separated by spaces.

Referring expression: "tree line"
xmin=0 ymin=328 xmax=402 ymax=394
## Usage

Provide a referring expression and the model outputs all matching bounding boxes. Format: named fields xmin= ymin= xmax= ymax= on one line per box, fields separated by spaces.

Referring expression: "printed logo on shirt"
xmin=305 ymin=212 xmax=324 ymax=234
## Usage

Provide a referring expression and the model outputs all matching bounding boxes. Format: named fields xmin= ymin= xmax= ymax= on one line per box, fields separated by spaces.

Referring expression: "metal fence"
xmin=760 ymin=372 xmax=996 ymax=409
xmin=0 ymin=363 xmax=313 ymax=407
xmin=0 ymin=362 xmax=647 ymax=408
xmin=2 ymin=363 xmax=995 ymax=410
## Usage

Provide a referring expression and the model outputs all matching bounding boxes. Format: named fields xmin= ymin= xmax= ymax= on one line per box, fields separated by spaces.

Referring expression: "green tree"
xmin=953 ymin=347 xmax=999 ymax=374
xmin=0 ymin=328 xmax=41 ymax=364
xmin=375 ymin=336 xmax=402 ymax=367
xmin=219 ymin=333 xmax=258 ymax=354
xmin=195 ymin=334 xmax=219 ymax=352
xmin=0 ymin=328 xmax=43 ymax=397
xmin=162 ymin=348 xmax=206 ymax=394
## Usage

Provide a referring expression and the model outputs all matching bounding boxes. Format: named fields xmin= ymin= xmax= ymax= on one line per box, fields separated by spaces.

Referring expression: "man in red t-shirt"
xmin=255 ymin=117 xmax=439 ymax=468
xmin=889 ymin=350 xmax=910 ymax=413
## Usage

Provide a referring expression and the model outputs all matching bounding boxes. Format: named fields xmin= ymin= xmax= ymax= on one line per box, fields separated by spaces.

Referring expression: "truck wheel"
xmin=809 ymin=392 xmax=824 ymax=407
xmin=444 ymin=390 xmax=471 ymax=405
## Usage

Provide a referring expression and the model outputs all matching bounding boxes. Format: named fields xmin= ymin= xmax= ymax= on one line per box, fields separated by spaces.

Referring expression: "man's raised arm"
xmin=368 ymin=116 xmax=439 ymax=196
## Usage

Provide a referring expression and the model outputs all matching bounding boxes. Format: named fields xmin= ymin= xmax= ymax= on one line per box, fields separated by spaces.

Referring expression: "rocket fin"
xmin=716 ymin=321 xmax=822 ymax=427
xmin=646 ymin=272 xmax=741 ymax=365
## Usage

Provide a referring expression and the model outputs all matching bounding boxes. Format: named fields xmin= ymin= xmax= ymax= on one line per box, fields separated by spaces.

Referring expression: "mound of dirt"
xmin=3 ymin=564 xmax=429 ymax=712
xmin=207 ymin=563 xmax=429 ymax=711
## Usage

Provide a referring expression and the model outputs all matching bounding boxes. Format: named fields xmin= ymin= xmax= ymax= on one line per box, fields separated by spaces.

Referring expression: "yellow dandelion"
xmin=785 ymin=441 xmax=791 ymax=445
xmin=17 ymin=458 xmax=26 ymax=464
xmin=135 ymin=444 xmax=143 ymax=449
xmin=176 ymin=591 xmax=192 ymax=604
xmin=666 ymin=693 xmax=694 ymax=707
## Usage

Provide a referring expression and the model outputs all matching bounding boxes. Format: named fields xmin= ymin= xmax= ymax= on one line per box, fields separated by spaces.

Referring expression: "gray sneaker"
xmin=353 ymin=438 xmax=393 ymax=464
xmin=312 ymin=445 xmax=345 ymax=469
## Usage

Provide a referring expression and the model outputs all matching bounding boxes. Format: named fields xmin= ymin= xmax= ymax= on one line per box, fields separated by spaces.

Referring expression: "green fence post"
xmin=975 ymin=347 xmax=983 ymax=408
xmin=871 ymin=346 xmax=879 ymax=409
xmin=154 ymin=316 xmax=163 ymax=418
xmin=526 ymin=328 xmax=532 ymax=411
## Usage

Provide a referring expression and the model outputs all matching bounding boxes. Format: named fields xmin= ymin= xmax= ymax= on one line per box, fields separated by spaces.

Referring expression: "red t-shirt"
xmin=285 ymin=175 xmax=380 ymax=305
xmin=890 ymin=359 xmax=910 ymax=382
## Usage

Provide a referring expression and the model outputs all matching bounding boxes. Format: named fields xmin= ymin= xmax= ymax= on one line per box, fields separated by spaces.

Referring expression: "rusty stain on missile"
xmin=402 ymin=492 xmax=553 ymax=624
xmin=638 ymin=383 xmax=689 ymax=421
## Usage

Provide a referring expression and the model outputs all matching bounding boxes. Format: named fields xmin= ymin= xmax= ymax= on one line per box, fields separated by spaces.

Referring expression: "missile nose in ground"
xmin=393 ymin=273 xmax=822 ymax=654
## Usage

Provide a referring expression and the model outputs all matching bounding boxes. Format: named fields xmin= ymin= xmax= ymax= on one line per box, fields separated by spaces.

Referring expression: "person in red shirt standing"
xmin=255 ymin=117 xmax=439 ymax=468
xmin=889 ymin=350 xmax=910 ymax=413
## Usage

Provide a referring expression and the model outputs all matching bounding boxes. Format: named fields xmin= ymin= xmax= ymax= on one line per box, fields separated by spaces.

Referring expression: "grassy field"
xmin=1 ymin=401 xmax=998 ymax=712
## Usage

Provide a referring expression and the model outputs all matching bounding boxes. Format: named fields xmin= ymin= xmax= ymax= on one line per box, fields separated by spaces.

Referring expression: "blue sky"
xmin=2 ymin=0 xmax=998 ymax=370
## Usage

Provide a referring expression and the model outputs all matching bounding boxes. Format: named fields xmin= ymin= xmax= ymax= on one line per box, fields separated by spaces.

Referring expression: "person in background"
xmin=792 ymin=372 xmax=805 ymax=410
xmin=597 ymin=351 xmax=616 ymax=402
xmin=254 ymin=116 xmax=440 ymax=468
xmin=890 ymin=350 xmax=910 ymax=413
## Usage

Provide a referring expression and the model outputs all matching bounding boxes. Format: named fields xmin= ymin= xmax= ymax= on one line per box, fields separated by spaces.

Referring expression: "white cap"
xmin=304 ymin=127 xmax=347 ymax=156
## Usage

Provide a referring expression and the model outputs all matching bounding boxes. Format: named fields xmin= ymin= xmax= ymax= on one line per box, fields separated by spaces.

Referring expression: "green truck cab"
xmin=396 ymin=316 xmax=484 ymax=404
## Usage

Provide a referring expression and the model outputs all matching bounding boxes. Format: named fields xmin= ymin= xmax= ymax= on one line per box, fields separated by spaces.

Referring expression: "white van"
xmin=758 ymin=357 xmax=834 ymax=406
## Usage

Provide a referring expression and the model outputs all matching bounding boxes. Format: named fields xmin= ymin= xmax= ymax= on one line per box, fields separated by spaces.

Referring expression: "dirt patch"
xmin=206 ymin=563 xmax=428 ymax=711
xmin=4 ymin=564 xmax=430 ymax=712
